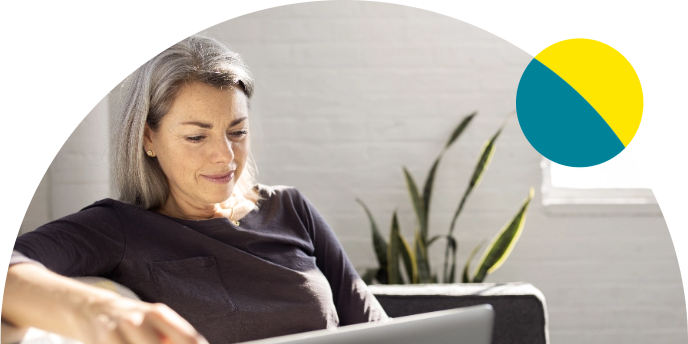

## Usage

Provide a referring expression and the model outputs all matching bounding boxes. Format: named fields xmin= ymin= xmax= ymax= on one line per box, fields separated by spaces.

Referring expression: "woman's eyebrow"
xmin=181 ymin=121 xmax=213 ymax=129
xmin=230 ymin=117 xmax=248 ymax=127
xmin=181 ymin=117 xmax=247 ymax=129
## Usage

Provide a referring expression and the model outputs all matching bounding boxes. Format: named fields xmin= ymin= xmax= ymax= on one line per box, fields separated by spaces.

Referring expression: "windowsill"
xmin=541 ymin=159 xmax=662 ymax=217
xmin=542 ymin=185 xmax=662 ymax=216
xmin=542 ymin=202 xmax=663 ymax=217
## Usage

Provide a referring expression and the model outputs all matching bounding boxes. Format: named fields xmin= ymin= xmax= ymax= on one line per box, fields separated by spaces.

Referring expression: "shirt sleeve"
xmin=9 ymin=250 xmax=46 ymax=268
xmin=293 ymin=189 xmax=389 ymax=325
xmin=12 ymin=200 xmax=126 ymax=277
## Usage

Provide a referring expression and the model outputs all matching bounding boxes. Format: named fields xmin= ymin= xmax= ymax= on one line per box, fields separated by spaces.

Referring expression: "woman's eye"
xmin=229 ymin=130 xmax=248 ymax=138
xmin=186 ymin=135 xmax=206 ymax=142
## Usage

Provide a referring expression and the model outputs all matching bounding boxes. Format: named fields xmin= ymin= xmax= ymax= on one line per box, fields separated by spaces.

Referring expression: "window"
xmin=541 ymin=150 xmax=659 ymax=215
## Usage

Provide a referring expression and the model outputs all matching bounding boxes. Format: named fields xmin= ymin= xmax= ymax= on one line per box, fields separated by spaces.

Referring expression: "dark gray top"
xmin=12 ymin=185 xmax=388 ymax=343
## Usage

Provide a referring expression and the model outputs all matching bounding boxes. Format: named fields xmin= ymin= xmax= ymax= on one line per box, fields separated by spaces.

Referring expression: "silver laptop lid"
xmin=241 ymin=304 xmax=494 ymax=344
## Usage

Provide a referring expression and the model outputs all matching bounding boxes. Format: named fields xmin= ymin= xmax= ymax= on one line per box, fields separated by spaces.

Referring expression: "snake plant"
xmin=358 ymin=111 xmax=533 ymax=284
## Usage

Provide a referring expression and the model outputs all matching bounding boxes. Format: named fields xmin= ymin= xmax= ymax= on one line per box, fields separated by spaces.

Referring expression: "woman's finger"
xmin=118 ymin=317 xmax=162 ymax=344
xmin=91 ymin=313 xmax=129 ymax=344
xmin=144 ymin=305 xmax=208 ymax=344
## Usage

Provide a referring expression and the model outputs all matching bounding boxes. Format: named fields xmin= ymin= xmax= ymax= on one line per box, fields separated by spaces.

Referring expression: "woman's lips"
xmin=202 ymin=171 xmax=234 ymax=184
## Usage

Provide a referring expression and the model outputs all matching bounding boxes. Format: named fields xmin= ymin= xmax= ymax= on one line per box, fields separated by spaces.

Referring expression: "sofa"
xmin=2 ymin=279 xmax=548 ymax=344
xmin=369 ymin=283 xmax=549 ymax=344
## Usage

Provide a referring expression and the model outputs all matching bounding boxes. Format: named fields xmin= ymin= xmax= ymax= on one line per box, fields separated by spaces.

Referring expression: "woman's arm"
xmin=3 ymin=262 xmax=208 ymax=344
xmin=293 ymin=189 xmax=389 ymax=325
xmin=6 ymin=200 xmax=207 ymax=344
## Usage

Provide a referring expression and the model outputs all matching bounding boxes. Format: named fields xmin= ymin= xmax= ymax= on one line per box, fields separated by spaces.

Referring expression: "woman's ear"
xmin=143 ymin=123 xmax=154 ymax=151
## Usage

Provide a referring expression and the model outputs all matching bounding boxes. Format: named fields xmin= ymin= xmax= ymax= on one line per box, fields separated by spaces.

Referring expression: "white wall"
xmin=19 ymin=95 xmax=111 ymax=235
xmin=206 ymin=2 xmax=686 ymax=343
xmin=19 ymin=2 xmax=686 ymax=343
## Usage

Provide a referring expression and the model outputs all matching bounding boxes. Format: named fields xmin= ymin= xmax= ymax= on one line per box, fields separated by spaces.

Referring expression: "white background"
xmin=16 ymin=4 xmax=681 ymax=340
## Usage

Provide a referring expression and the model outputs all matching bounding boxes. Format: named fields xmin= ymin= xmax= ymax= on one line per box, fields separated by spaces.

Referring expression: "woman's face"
xmin=144 ymin=81 xmax=250 ymax=208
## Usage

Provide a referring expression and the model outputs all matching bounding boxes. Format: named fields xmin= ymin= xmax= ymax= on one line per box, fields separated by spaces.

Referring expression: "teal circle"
xmin=516 ymin=59 xmax=625 ymax=167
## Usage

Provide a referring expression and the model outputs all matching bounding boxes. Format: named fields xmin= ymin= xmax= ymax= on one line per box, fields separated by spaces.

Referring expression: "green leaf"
xmin=445 ymin=235 xmax=458 ymax=283
xmin=461 ymin=241 xmax=485 ymax=283
xmin=361 ymin=268 xmax=378 ymax=285
xmin=387 ymin=211 xmax=403 ymax=284
xmin=421 ymin=113 xmax=477 ymax=242
xmin=427 ymin=234 xmax=442 ymax=247
xmin=443 ymin=116 xmax=513 ymax=284
xmin=398 ymin=233 xmax=418 ymax=284
xmin=403 ymin=167 xmax=427 ymax=241
xmin=421 ymin=157 xmax=441 ymax=225
xmin=448 ymin=123 xmax=504 ymax=236
xmin=444 ymin=111 xmax=477 ymax=150
xmin=427 ymin=235 xmax=458 ymax=283
xmin=375 ymin=268 xmax=388 ymax=285
xmin=355 ymin=198 xmax=388 ymax=270
xmin=468 ymin=124 xmax=503 ymax=189
xmin=473 ymin=188 xmax=534 ymax=283
xmin=414 ymin=229 xmax=432 ymax=283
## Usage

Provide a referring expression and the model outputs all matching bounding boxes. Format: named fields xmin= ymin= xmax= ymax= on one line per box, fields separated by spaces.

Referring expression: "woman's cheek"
xmin=234 ymin=141 xmax=249 ymax=158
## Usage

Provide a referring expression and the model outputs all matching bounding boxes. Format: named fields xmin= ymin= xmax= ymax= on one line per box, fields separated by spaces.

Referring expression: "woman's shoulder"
xmin=253 ymin=184 xmax=312 ymax=210
xmin=79 ymin=198 xmax=144 ymax=214
xmin=254 ymin=183 xmax=301 ymax=200
xmin=65 ymin=198 xmax=153 ymax=225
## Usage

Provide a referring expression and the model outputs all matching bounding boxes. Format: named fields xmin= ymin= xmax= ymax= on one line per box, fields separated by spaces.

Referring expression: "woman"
xmin=2 ymin=35 xmax=388 ymax=344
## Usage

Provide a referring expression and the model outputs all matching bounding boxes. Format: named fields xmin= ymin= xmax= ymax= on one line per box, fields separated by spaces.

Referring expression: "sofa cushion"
xmin=72 ymin=276 xmax=140 ymax=301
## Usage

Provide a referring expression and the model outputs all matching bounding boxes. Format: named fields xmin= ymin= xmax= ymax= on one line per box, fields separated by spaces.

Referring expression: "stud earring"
xmin=146 ymin=150 xmax=155 ymax=157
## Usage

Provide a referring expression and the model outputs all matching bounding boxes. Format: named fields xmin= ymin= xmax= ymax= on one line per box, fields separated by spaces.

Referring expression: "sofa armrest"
xmin=368 ymin=282 xmax=549 ymax=344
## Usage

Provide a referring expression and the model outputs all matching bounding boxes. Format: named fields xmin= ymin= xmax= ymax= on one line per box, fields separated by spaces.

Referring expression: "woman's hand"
xmin=77 ymin=295 xmax=208 ymax=344
xmin=2 ymin=263 xmax=208 ymax=344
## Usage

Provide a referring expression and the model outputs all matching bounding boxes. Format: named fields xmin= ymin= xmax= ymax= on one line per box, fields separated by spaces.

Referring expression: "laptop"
xmin=241 ymin=304 xmax=494 ymax=344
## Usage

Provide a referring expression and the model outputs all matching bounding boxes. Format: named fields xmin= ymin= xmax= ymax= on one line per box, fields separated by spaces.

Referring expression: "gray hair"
xmin=112 ymin=35 xmax=261 ymax=209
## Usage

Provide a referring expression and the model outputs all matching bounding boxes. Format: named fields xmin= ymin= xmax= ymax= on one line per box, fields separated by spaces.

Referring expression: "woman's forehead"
xmin=167 ymin=81 xmax=248 ymax=124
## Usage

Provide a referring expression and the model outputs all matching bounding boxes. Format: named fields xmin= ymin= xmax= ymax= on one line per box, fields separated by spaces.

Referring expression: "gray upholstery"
xmin=368 ymin=283 xmax=549 ymax=344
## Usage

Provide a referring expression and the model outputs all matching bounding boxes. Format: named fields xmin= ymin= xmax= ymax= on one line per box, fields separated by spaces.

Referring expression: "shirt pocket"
xmin=149 ymin=256 xmax=236 ymax=322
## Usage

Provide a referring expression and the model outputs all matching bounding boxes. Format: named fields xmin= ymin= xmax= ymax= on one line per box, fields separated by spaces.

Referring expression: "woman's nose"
xmin=210 ymin=136 xmax=234 ymax=164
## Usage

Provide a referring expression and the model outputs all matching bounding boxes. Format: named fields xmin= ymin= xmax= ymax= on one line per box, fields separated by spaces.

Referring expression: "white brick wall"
xmin=18 ymin=171 xmax=49 ymax=236
xmin=19 ymin=95 xmax=111 ymax=235
xmin=49 ymin=95 xmax=111 ymax=219
xmin=19 ymin=2 xmax=686 ymax=343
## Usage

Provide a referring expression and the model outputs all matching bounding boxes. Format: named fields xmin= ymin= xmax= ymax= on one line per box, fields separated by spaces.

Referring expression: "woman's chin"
xmin=204 ymin=188 xmax=234 ymax=203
